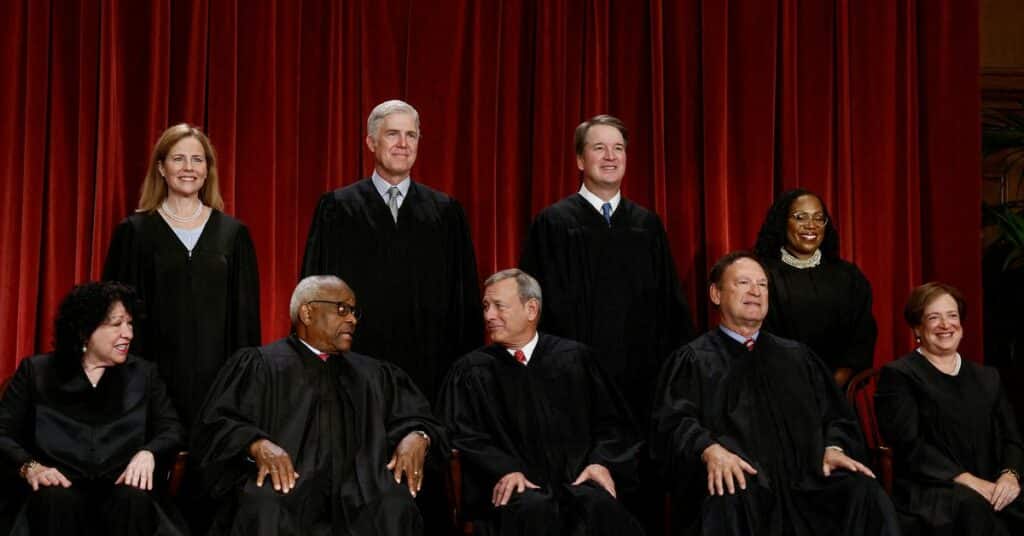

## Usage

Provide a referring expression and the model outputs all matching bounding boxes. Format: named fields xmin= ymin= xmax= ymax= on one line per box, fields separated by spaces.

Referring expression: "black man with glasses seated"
xmin=752 ymin=189 xmax=877 ymax=388
xmin=192 ymin=275 xmax=445 ymax=536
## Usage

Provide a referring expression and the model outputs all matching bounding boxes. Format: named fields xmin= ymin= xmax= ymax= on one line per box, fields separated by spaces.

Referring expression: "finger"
xmin=714 ymin=468 xmax=725 ymax=496
xmin=822 ymin=461 xmax=831 ymax=477
xmin=283 ymin=459 xmax=297 ymax=492
xmin=30 ymin=477 xmax=39 ymax=491
xmin=492 ymin=482 xmax=502 ymax=506
xmin=270 ymin=466 xmax=284 ymax=491
xmin=707 ymin=470 xmax=715 ymax=496
xmin=734 ymin=466 xmax=747 ymax=491
xmin=499 ymin=481 xmax=514 ymax=506
xmin=255 ymin=466 xmax=266 ymax=487
xmin=144 ymin=468 xmax=152 ymax=491
xmin=525 ymin=479 xmax=540 ymax=489
xmin=386 ymin=455 xmax=396 ymax=470
xmin=724 ymin=469 xmax=736 ymax=495
xmin=603 ymin=478 xmax=617 ymax=498
xmin=572 ymin=473 xmax=586 ymax=486
xmin=115 ymin=472 xmax=126 ymax=485
xmin=739 ymin=460 xmax=758 ymax=475
xmin=856 ymin=461 xmax=876 ymax=479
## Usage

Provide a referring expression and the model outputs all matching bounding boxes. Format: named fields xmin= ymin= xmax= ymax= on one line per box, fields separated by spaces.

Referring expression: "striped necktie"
xmin=601 ymin=202 xmax=612 ymax=226
xmin=514 ymin=349 xmax=527 ymax=365
xmin=743 ymin=338 xmax=755 ymax=352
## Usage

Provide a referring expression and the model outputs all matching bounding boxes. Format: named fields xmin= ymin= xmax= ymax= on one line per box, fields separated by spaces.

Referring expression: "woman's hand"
xmin=24 ymin=462 xmax=73 ymax=491
xmin=992 ymin=471 xmax=1021 ymax=511
xmin=116 ymin=450 xmax=156 ymax=490
xmin=954 ymin=472 xmax=996 ymax=503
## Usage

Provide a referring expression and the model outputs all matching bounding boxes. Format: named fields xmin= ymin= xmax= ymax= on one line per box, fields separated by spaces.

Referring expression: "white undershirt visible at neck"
xmin=505 ymin=332 xmax=540 ymax=364
xmin=578 ymin=184 xmax=621 ymax=215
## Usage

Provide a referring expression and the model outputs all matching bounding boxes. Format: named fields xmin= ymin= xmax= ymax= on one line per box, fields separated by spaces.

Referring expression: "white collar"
xmin=506 ymin=332 xmax=540 ymax=365
xmin=578 ymin=183 xmax=621 ymax=215
xmin=371 ymin=171 xmax=411 ymax=200
xmin=719 ymin=325 xmax=759 ymax=345
xmin=297 ymin=337 xmax=329 ymax=357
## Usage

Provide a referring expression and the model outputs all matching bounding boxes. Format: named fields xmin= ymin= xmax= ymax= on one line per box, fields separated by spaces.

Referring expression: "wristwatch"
xmin=412 ymin=430 xmax=431 ymax=446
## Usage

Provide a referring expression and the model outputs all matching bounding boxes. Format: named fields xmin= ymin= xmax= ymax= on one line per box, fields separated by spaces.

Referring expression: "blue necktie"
xmin=601 ymin=202 xmax=612 ymax=227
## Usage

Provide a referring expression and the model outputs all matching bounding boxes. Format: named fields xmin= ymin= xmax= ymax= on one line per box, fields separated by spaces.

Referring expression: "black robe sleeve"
xmin=582 ymin=354 xmax=642 ymax=489
xmin=0 ymin=359 xmax=35 ymax=471
xmin=995 ymin=380 xmax=1024 ymax=476
xmin=443 ymin=200 xmax=484 ymax=364
xmin=227 ymin=225 xmax=261 ymax=351
xmin=437 ymin=360 xmax=527 ymax=483
xmin=836 ymin=267 xmax=876 ymax=371
xmin=300 ymin=192 xmax=337 ymax=277
xmin=875 ymin=365 xmax=966 ymax=482
xmin=191 ymin=348 xmax=272 ymax=498
xmin=377 ymin=360 xmax=448 ymax=459
xmin=143 ymin=362 xmax=189 ymax=460
xmin=650 ymin=345 xmax=717 ymax=480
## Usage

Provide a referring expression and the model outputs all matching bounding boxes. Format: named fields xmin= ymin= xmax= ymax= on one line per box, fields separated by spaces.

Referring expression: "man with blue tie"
xmin=519 ymin=113 xmax=693 ymax=531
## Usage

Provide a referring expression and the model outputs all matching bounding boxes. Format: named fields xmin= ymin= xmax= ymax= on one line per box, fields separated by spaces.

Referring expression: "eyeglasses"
xmin=790 ymin=212 xmax=829 ymax=226
xmin=306 ymin=300 xmax=362 ymax=320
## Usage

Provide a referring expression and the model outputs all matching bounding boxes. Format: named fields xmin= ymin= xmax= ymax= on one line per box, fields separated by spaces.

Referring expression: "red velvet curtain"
xmin=0 ymin=0 xmax=982 ymax=381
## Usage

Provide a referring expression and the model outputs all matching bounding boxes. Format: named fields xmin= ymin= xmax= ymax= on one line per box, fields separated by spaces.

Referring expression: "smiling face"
xmin=710 ymin=257 xmax=769 ymax=333
xmin=577 ymin=124 xmax=627 ymax=195
xmin=83 ymin=301 xmax=133 ymax=367
xmin=158 ymin=136 xmax=208 ymax=199
xmin=366 ymin=112 xmax=419 ymax=183
xmin=482 ymin=278 xmax=539 ymax=348
xmin=784 ymin=194 xmax=827 ymax=259
xmin=300 ymin=283 xmax=359 ymax=353
xmin=915 ymin=293 xmax=963 ymax=358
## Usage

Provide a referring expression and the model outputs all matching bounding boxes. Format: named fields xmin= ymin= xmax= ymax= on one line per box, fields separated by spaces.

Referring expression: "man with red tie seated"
xmin=651 ymin=251 xmax=900 ymax=535
xmin=192 ymin=275 xmax=444 ymax=536
xmin=437 ymin=269 xmax=644 ymax=535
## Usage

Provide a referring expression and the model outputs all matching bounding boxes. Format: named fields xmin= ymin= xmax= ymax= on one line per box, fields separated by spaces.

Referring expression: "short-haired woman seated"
xmin=876 ymin=282 xmax=1024 ymax=535
xmin=0 ymin=282 xmax=186 ymax=535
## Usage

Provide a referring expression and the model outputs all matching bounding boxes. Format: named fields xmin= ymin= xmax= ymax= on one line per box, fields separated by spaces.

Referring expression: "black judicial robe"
xmin=519 ymin=194 xmax=692 ymax=420
xmin=103 ymin=210 xmax=261 ymax=426
xmin=192 ymin=336 xmax=446 ymax=536
xmin=876 ymin=352 xmax=1024 ymax=535
xmin=0 ymin=353 xmax=186 ymax=535
xmin=301 ymin=179 xmax=482 ymax=400
xmin=761 ymin=257 xmax=877 ymax=374
xmin=651 ymin=330 xmax=898 ymax=536
xmin=437 ymin=334 xmax=643 ymax=534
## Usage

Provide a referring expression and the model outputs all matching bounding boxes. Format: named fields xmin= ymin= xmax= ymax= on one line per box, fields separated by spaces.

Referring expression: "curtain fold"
xmin=0 ymin=0 xmax=982 ymax=380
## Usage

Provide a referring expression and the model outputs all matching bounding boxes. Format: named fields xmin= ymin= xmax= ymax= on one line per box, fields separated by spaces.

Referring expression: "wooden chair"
xmin=845 ymin=368 xmax=894 ymax=494
xmin=446 ymin=449 xmax=474 ymax=535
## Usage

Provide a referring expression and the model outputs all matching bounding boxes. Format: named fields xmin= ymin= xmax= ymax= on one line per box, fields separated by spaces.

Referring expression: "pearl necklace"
xmin=160 ymin=199 xmax=204 ymax=223
xmin=780 ymin=247 xmax=821 ymax=269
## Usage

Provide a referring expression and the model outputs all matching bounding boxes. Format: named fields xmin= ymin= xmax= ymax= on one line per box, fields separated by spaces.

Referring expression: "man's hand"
xmin=249 ymin=439 xmax=298 ymax=493
xmin=385 ymin=431 xmax=429 ymax=497
xmin=571 ymin=463 xmax=617 ymax=498
xmin=702 ymin=443 xmax=758 ymax=496
xmin=822 ymin=448 xmax=875 ymax=478
xmin=115 ymin=450 xmax=155 ymax=490
xmin=24 ymin=463 xmax=72 ymax=491
xmin=492 ymin=471 xmax=540 ymax=506
xmin=992 ymin=471 xmax=1020 ymax=511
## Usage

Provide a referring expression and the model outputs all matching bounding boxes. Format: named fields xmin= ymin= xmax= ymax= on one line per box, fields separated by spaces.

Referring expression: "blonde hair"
xmin=137 ymin=123 xmax=225 ymax=212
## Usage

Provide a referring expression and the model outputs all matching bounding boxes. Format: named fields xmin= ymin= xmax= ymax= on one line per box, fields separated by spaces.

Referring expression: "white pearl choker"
xmin=160 ymin=199 xmax=205 ymax=223
xmin=780 ymin=247 xmax=822 ymax=269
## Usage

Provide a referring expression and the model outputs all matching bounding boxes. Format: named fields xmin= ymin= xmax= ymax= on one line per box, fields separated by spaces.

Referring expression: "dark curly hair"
xmin=53 ymin=281 xmax=139 ymax=366
xmin=753 ymin=189 xmax=840 ymax=261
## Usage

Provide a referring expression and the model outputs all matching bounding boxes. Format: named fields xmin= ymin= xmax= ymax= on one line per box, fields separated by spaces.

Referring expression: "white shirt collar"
xmin=297 ymin=337 xmax=328 ymax=357
xmin=506 ymin=331 xmax=540 ymax=365
xmin=372 ymin=171 xmax=411 ymax=206
xmin=719 ymin=325 xmax=759 ymax=345
xmin=578 ymin=183 xmax=621 ymax=215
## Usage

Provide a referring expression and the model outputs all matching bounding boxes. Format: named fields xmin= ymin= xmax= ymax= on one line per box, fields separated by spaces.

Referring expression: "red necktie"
xmin=318 ymin=352 xmax=329 ymax=362
xmin=514 ymin=350 xmax=527 ymax=364
xmin=744 ymin=338 xmax=755 ymax=352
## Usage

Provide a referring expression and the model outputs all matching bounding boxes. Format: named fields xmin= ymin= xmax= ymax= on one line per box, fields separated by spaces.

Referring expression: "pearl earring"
xmin=82 ymin=345 xmax=87 ymax=353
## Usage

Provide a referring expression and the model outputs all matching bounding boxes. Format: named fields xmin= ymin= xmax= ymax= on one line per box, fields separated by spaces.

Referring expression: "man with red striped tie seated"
xmin=651 ymin=251 xmax=899 ymax=535
xmin=438 ymin=268 xmax=644 ymax=535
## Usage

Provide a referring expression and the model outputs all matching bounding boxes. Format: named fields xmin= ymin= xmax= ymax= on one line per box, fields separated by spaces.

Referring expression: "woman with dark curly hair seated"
xmin=0 ymin=281 xmax=187 ymax=535
xmin=875 ymin=282 xmax=1024 ymax=535
xmin=752 ymin=188 xmax=877 ymax=387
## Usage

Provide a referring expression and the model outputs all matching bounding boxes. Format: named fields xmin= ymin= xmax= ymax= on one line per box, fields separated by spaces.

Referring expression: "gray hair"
xmin=366 ymin=99 xmax=420 ymax=138
xmin=484 ymin=268 xmax=542 ymax=309
xmin=289 ymin=275 xmax=347 ymax=325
